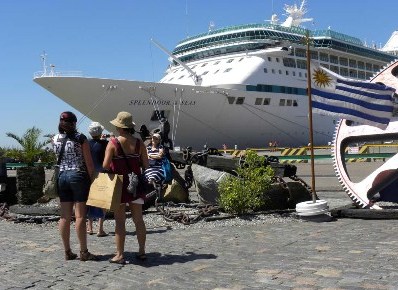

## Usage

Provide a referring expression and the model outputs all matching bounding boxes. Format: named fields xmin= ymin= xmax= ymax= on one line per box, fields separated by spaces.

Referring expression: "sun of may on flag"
xmin=310 ymin=64 xmax=395 ymax=129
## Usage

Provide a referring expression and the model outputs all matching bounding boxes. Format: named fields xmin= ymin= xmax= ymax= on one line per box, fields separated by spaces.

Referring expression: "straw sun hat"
xmin=110 ymin=111 xmax=136 ymax=128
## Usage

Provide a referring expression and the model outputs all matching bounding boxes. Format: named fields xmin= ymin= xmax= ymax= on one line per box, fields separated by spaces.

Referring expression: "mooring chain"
xmin=154 ymin=200 xmax=220 ymax=225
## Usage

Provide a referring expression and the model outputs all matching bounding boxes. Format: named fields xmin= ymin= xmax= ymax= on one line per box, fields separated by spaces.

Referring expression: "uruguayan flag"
xmin=311 ymin=64 xmax=395 ymax=129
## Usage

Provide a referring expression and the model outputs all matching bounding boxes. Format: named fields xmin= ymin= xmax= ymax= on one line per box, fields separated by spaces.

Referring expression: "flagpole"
xmin=305 ymin=30 xmax=317 ymax=203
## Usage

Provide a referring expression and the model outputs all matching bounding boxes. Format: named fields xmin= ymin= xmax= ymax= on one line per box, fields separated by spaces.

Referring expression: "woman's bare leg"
xmin=130 ymin=203 xmax=146 ymax=255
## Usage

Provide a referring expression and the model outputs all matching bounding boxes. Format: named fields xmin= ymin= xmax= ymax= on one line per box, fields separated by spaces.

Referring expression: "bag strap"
xmin=57 ymin=136 xmax=68 ymax=166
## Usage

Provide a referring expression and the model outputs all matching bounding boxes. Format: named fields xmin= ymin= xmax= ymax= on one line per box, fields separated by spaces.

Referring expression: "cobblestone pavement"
xmin=3 ymin=161 xmax=398 ymax=289
xmin=2 ymin=208 xmax=398 ymax=290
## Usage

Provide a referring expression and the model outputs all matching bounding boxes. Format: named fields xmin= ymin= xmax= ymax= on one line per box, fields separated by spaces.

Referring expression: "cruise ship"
xmin=34 ymin=1 xmax=398 ymax=149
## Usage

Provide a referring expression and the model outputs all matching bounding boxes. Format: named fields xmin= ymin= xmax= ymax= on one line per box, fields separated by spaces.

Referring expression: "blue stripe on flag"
xmin=335 ymin=85 xmax=393 ymax=101
xmin=338 ymin=79 xmax=394 ymax=91
xmin=312 ymin=101 xmax=391 ymax=125
xmin=311 ymin=88 xmax=393 ymax=112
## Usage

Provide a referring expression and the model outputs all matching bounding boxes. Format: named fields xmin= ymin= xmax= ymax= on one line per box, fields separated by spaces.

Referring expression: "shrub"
xmin=218 ymin=150 xmax=274 ymax=215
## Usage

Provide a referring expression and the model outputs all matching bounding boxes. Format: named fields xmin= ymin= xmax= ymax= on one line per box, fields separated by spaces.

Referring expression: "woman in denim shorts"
xmin=53 ymin=111 xmax=97 ymax=261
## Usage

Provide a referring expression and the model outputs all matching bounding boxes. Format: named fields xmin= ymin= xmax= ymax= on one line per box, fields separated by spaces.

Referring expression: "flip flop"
xmin=109 ymin=257 xmax=126 ymax=265
xmin=135 ymin=253 xmax=147 ymax=261
xmin=97 ymin=232 xmax=108 ymax=237
xmin=87 ymin=230 xmax=94 ymax=235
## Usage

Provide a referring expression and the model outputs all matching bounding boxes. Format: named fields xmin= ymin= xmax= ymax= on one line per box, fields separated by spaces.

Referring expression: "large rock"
xmin=191 ymin=164 xmax=232 ymax=204
xmin=164 ymin=180 xmax=189 ymax=203
xmin=42 ymin=169 xmax=58 ymax=199
xmin=16 ymin=166 xmax=45 ymax=205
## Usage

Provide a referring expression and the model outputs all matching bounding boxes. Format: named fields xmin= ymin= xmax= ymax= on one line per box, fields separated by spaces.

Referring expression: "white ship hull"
xmin=34 ymin=76 xmax=333 ymax=149
xmin=34 ymin=1 xmax=397 ymax=149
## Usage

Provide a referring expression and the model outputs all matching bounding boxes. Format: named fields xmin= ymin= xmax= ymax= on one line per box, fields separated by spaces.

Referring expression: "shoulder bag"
xmin=116 ymin=138 xmax=140 ymax=197
xmin=53 ymin=136 xmax=67 ymax=196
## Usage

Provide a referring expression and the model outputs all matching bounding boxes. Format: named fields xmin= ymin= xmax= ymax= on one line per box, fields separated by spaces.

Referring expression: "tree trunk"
xmin=16 ymin=166 xmax=45 ymax=205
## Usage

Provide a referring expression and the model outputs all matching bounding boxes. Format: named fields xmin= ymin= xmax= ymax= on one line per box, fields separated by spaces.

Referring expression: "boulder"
xmin=164 ymin=180 xmax=189 ymax=203
xmin=191 ymin=164 xmax=232 ymax=204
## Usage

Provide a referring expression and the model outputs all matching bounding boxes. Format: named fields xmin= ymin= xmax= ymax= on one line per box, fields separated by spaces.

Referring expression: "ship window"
xmin=214 ymin=61 xmax=220 ymax=65
xmin=255 ymin=98 xmax=262 ymax=105
xmin=339 ymin=57 xmax=348 ymax=66
xmin=321 ymin=63 xmax=329 ymax=69
xmin=349 ymin=59 xmax=357 ymax=68
xmin=340 ymin=67 xmax=348 ymax=76
xmin=236 ymin=97 xmax=245 ymax=105
xmin=263 ymin=68 xmax=268 ymax=73
xmin=283 ymin=57 xmax=296 ymax=68
xmin=330 ymin=55 xmax=338 ymax=64
xmin=296 ymin=60 xmax=306 ymax=69
xmin=279 ymin=99 xmax=286 ymax=106
xmin=178 ymin=75 xmax=184 ymax=79
xmin=299 ymin=72 xmax=302 ymax=77
xmin=169 ymin=77 xmax=174 ymax=81
xmin=286 ymin=71 xmax=289 ymax=75
xmin=276 ymin=58 xmax=280 ymax=62
xmin=358 ymin=61 xmax=365 ymax=69
xmin=191 ymin=65 xmax=196 ymax=69
xmin=272 ymin=69 xmax=275 ymax=74
xmin=366 ymin=63 xmax=372 ymax=70
xmin=304 ymin=73 xmax=307 ymax=78
xmin=374 ymin=65 xmax=380 ymax=72
xmin=214 ymin=69 xmax=220 ymax=74
xmin=349 ymin=70 xmax=357 ymax=78
xmin=279 ymin=70 xmax=282 ymax=74
xmin=227 ymin=96 xmax=235 ymax=104
xmin=292 ymin=71 xmax=296 ymax=76
xmin=295 ymin=48 xmax=306 ymax=57
xmin=150 ymin=110 xmax=168 ymax=121
xmin=320 ymin=53 xmax=329 ymax=62
xmin=310 ymin=51 xmax=318 ymax=60
xmin=239 ymin=58 xmax=244 ymax=62
xmin=330 ymin=65 xmax=339 ymax=74
xmin=358 ymin=71 xmax=366 ymax=79
xmin=224 ymin=68 xmax=232 ymax=73
xmin=202 ymin=71 xmax=209 ymax=75
xmin=201 ymin=63 xmax=208 ymax=67
xmin=293 ymin=100 xmax=298 ymax=107
xmin=227 ymin=59 xmax=234 ymax=63
xmin=286 ymin=99 xmax=292 ymax=106
xmin=263 ymin=98 xmax=270 ymax=105
xmin=268 ymin=57 xmax=272 ymax=61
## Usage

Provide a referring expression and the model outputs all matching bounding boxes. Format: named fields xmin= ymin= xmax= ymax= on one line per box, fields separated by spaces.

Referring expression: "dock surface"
xmin=2 ymin=161 xmax=398 ymax=289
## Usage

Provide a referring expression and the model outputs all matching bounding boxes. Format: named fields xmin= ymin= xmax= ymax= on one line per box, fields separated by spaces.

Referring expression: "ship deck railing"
xmin=33 ymin=70 xmax=84 ymax=78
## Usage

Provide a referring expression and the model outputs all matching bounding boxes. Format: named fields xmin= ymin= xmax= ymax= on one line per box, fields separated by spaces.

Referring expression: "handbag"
xmin=162 ymin=157 xmax=173 ymax=183
xmin=87 ymin=172 xmax=123 ymax=211
xmin=116 ymin=139 xmax=140 ymax=197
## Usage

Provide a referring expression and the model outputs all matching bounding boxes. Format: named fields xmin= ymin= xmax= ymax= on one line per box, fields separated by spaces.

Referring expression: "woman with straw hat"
xmin=103 ymin=111 xmax=149 ymax=264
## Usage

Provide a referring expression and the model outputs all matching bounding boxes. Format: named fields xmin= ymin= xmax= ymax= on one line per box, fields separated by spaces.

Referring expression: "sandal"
xmin=109 ymin=257 xmax=126 ymax=265
xmin=97 ymin=231 xmax=108 ymax=237
xmin=80 ymin=249 xmax=98 ymax=261
xmin=87 ymin=230 xmax=94 ymax=235
xmin=135 ymin=253 xmax=147 ymax=261
xmin=65 ymin=249 xmax=77 ymax=261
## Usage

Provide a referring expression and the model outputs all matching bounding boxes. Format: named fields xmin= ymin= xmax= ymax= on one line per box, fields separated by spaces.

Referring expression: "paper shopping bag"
xmin=87 ymin=173 xmax=123 ymax=211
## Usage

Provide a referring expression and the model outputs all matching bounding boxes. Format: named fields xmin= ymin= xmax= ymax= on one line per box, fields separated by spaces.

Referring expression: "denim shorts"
xmin=58 ymin=170 xmax=90 ymax=202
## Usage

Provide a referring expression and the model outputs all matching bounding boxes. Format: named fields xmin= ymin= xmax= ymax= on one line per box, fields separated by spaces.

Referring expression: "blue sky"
xmin=1 ymin=0 xmax=397 ymax=148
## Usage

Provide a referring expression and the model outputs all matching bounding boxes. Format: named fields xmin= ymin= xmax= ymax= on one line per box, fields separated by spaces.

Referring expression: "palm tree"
xmin=6 ymin=127 xmax=52 ymax=205
xmin=6 ymin=127 xmax=51 ymax=166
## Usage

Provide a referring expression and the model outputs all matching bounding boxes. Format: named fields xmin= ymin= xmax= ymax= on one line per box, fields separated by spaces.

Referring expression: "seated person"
xmin=144 ymin=133 xmax=165 ymax=184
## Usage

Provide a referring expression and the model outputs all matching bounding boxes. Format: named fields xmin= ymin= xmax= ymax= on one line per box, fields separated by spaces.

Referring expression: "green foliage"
xmin=5 ymin=127 xmax=52 ymax=166
xmin=218 ymin=150 xmax=274 ymax=215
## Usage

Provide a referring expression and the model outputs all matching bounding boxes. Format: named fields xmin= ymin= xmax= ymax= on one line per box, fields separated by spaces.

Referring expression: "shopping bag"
xmin=87 ymin=173 xmax=123 ymax=211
